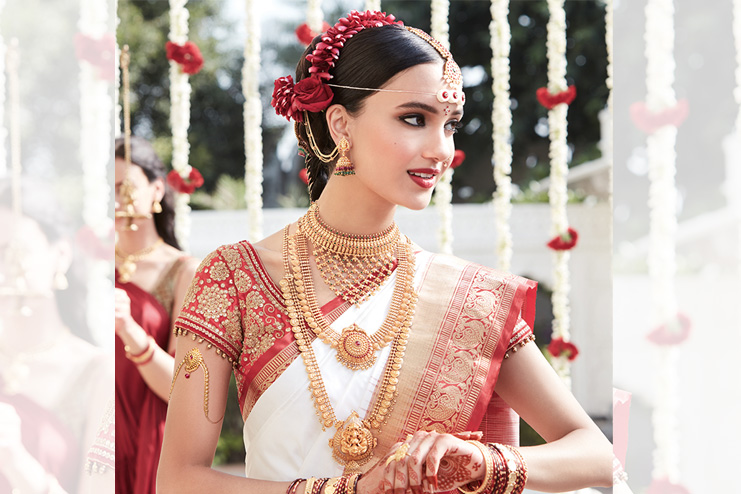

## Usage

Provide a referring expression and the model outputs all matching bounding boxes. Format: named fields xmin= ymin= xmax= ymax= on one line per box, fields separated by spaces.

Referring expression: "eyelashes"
xmin=400 ymin=114 xmax=462 ymax=133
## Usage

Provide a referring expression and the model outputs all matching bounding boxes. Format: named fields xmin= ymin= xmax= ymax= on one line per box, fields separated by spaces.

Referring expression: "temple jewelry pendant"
xmin=336 ymin=324 xmax=377 ymax=371
xmin=328 ymin=411 xmax=377 ymax=471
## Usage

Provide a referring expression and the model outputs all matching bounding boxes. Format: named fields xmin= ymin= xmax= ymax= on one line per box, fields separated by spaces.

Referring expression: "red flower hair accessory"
xmin=450 ymin=149 xmax=466 ymax=169
xmin=546 ymin=227 xmax=579 ymax=250
xmin=167 ymin=168 xmax=204 ymax=194
xmin=299 ymin=168 xmax=309 ymax=185
xmin=536 ymin=85 xmax=577 ymax=110
xmin=271 ymin=10 xmax=403 ymax=122
xmin=296 ymin=22 xmax=331 ymax=46
xmin=165 ymin=41 xmax=204 ymax=75
xmin=547 ymin=337 xmax=579 ymax=361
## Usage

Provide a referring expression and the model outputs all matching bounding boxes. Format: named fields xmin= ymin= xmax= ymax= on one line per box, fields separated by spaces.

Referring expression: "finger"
xmin=407 ymin=433 xmax=439 ymax=494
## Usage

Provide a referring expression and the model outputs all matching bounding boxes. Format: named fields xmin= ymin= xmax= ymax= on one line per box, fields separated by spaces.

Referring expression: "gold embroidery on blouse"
xmin=209 ymin=261 xmax=230 ymax=281
xmin=194 ymin=285 xmax=231 ymax=321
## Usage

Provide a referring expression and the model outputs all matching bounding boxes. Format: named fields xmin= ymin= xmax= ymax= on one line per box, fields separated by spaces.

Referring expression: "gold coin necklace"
xmin=115 ymin=238 xmax=164 ymax=283
xmin=296 ymin=217 xmax=416 ymax=370
xmin=302 ymin=202 xmax=399 ymax=306
xmin=281 ymin=226 xmax=417 ymax=471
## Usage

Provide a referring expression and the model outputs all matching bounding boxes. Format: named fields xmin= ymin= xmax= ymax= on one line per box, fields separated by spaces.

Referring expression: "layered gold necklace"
xmin=281 ymin=220 xmax=418 ymax=471
xmin=302 ymin=202 xmax=399 ymax=306
xmin=115 ymin=238 xmax=164 ymax=283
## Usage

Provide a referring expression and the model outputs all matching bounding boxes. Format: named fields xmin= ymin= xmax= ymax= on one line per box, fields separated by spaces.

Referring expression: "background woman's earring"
xmin=333 ymin=137 xmax=355 ymax=176
xmin=53 ymin=271 xmax=69 ymax=291
xmin=152 ymin=200 xmax=162 ymax=214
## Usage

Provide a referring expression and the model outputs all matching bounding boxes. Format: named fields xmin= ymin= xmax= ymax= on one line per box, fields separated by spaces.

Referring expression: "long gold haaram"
xmin=281 ymin=224 xmax=417 ymax=471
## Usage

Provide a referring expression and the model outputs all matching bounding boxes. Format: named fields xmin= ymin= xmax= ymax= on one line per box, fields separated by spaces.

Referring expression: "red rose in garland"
xmin=167 ymin=168 xmax=204 ymax=194
xmin=292 ymin=75 xmax=334 ymax=113
xmin=536 ymin=85 xmax=577 ymax=110
xmin=165 ymin=41 xmax=204 ymax=75
xmin=450 ymin=150 xmax=466 ymax=169
xmin=547 ymin=337 xmax=579 ymax=361
xmin=547 ymin=227 xmax=579 ymax=251
xmin=295 ymin=22 xmax=331 ymax=46
xmin=74 ymin=33 xmax=116 ymax=81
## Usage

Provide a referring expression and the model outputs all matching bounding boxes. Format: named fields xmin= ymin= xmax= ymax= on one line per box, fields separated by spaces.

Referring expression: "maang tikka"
xmin=333 ymin=137 xmax=354 ymax=176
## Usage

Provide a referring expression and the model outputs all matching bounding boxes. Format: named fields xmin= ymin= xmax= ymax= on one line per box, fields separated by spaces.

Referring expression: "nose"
xmin=421 ymin=126 xmax=454 ymax=167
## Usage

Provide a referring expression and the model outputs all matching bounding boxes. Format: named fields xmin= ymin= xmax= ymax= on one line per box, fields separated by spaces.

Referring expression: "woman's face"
xmin=114 ymin=157 xmax=160 ymax=232
xmin=344 ymin=62 xmax=463 ymax=211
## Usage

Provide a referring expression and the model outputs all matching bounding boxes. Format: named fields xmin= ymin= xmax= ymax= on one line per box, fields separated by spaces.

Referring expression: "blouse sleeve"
xmin=505 ymin=316 xmax=535 ymax=355
xmin=174 ymin=245 xmax=244 ymax=365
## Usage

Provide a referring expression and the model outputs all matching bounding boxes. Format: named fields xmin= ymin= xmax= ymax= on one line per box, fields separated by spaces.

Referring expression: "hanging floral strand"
xmin=734 ymin=0 xmax=741 ymax=277
xmin=78 ymin=0 xmax=115 ymax=347
xmin=643 ymin=0 xmax=684 ymax=489
xmin=243 ymin=0 xmax=263 ymax=242
xmin=168 ymin=0 xmax=194 ymax=250
xmin=431 ymin=0 xmax=454 ymax=254
xmin=489 ymin=0 xmax=514 ymax=272
xmin=542 ymin=0 xmax=576 ymax=387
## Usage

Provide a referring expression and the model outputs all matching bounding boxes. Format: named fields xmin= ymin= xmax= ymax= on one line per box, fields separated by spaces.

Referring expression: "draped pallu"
xmin=175 ymin=242 xmax=536 ymax=479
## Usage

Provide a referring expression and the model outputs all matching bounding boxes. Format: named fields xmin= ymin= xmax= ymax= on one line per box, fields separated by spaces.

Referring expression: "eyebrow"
xmin=396 ymin=101 xmax=464 ymax=117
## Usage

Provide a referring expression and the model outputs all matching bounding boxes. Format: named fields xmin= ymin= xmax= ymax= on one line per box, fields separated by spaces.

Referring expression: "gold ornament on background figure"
xmin=281 ymin=223 xmax=418 ymax=471
xmin=152 ymin=199 xmax=162 ymax=214
xmin=333 ymin=137 xmax=354 ymax=176
xmin=115 ymin=45 xmax=151 ymax=231
xmin=115 ymin=238 xmax=164 ymax=283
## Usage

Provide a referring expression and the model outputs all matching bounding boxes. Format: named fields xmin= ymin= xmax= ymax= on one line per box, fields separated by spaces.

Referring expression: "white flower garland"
xmin=307 ymin=0 xmax=323 ymax=32
xmin=7 ymin=38 xmax=20 ymax=215
xmin=605 ymin=0 xmax=613 ymax=209
xmin=644 ymin=0 xmax=681 ymax=483
xmin=243 ymin=0 xmax=263 ymax=242
xmin=431 ymin=0 xmax=454 ymax=255
xmin=169 ymin=0 xmax=193 ymax=250
xmin=489 ymin=0 xmax=513 ymax=272
xmin=545 ymin=0 xmax=573 ymax=387
xmin=364 ymin=0 xmax=381 ymax=13
xmin=79 ymin=0 xmax=115 ymax=348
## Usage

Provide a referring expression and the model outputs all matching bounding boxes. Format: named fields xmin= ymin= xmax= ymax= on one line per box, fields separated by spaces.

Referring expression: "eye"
xmin=400 ymin=114 xmax=425 ymax=127
xmin=445 ymin=120 xmax=463 ymax=133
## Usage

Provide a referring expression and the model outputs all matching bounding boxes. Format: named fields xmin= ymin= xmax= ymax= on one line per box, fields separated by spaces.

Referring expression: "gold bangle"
xmin=491 ymin=444 xmax=519 ymax=494
xmin=305 ymin=477 xmax=317 ymax=494
xmin=457 ymin=440 xmax=494 ymax=494
xmin=125 ymin=336 xmax=155 ymax=363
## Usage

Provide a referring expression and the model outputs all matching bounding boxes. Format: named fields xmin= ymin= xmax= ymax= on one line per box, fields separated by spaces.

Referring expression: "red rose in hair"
xmin=292 ymin=75 xmax=334 ymax=113
xmin=167 ymin=168 xmax=204 ymax=194
xmin=296 ymin=22 xmax=331 ymax=46
xmin=272 ymin=75 xmax=302 ymax=122
xmin=299 ymin=168 xmax=309 ymax=185
xmin=547 ymin=337 xmax=579 ymax=361
xmin=165 ymin=41 xmax=204 ymax=75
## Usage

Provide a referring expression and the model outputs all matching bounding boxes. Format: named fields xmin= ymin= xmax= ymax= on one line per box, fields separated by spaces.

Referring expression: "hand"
xmin=115 ymin=288 xmax=147 ymax=350
xmin=358 ymin=431 xmax=485 ymax=494
xmin=0 ymin=402 xmax=24 ymax=465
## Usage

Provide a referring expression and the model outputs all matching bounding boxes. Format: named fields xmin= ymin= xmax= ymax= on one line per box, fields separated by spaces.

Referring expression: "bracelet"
xmin=490 ymin=444 xmax=524 ymax=494
xmin=457 ymin=441 xmax=494 ymax=494
xmin=287 ymin=478 xmax=306 ymax=494
xmin=488 ymin=445 xmax=507 ymax=494
xmin=324 ymin=476 xmax=347 ymax=494
xmin=313 ymin=478 xmax=330 ymax=494
xmin=124 ymin=335 xmax=156 ymax=364
xmin=347 ymin=474 xmax=362 ymax=494
xmin=505 ymin=445 xmax=527 ymax=494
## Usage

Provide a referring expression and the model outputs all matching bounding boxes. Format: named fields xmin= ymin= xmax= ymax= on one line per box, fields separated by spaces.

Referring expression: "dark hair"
xmin=295 ymin=24 xmax=441 ymax=201
xmin=115 ymin=136 xmax=180 ymax=250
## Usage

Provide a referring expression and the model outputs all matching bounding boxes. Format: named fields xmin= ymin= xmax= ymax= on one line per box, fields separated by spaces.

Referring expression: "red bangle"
xmin=287 ymin=478 xmax=306 ymax=494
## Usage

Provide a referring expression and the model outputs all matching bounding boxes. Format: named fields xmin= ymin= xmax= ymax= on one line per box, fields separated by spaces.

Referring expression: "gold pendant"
xmin=336 ymin=324 xmax=376 ymax=371
xmin=118 ymin=260 xmax=135 ymax=283
xmin=328 ymin=411 xmax=377 ymax=471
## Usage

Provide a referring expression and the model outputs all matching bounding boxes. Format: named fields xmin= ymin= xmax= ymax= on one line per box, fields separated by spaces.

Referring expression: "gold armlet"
xmin=170 ymin=347 xmax=222 ymax=424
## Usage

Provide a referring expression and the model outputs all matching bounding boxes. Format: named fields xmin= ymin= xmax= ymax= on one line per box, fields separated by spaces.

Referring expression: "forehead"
xmin=381 ymin=62 xmax=447 ymax=93
xmin=115 ymin=157 xmax=147 ymax=182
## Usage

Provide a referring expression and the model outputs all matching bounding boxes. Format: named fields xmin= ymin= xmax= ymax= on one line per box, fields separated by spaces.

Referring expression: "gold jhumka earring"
xmin=115 ymin=45 xmax=152 ymax=232
xmin=332 ymin=137 xmax=354 ymax=176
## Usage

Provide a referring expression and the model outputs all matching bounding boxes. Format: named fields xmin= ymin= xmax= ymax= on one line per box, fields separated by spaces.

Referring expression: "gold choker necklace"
xmin=281 ymin=226 xmax=417 ymax=471
xmin=115 ymin=238 xmax=164 ymax=283
xmin=301 ymin=203 xmax=399 ymax=306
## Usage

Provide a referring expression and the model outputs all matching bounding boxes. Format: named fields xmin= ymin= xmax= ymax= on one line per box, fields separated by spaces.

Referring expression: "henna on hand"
xmin=435 ymin=453 xmax=476 ymax=491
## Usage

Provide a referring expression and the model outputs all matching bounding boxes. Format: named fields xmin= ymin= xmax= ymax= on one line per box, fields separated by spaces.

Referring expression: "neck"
xmin=314 ymin=178 xmax=397 ymax=235
xmin=116 ymin=220 xmax=163 ymax=255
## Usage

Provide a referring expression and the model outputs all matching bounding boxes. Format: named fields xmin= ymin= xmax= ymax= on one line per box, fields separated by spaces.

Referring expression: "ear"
xmin=325 ymin=104 xmax=352 ymax=147
xmin=152 ymin=177 xmax=166 ymax=203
